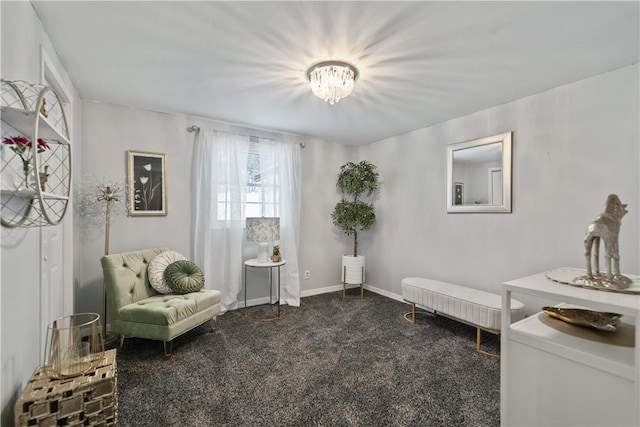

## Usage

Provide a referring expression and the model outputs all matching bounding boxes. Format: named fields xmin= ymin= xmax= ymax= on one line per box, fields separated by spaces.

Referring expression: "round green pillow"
xmin=164 ymin=260 xmax=204 ymax=294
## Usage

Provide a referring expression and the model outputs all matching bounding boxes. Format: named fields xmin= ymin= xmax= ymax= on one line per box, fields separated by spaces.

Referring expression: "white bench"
xmin=401 ymin=277 xmax=526 ymax=357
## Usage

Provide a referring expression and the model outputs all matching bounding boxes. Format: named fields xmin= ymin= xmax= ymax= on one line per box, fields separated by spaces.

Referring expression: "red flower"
xmin=37 ymin=138 xmax=50 ymax=152
xmin=2 ymin=135 xmax=50 ymax=163
xmin=2 ymin=135 xmax=31 ymax=147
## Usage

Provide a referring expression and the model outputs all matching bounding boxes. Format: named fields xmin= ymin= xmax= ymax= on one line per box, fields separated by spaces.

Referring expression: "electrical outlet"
xmin=304 ymin=270 xmax=311 ymax=280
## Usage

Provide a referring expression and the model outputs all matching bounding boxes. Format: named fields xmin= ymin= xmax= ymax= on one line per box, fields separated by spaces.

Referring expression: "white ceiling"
xmin=31 ymin=1 xmax=639 ymax=145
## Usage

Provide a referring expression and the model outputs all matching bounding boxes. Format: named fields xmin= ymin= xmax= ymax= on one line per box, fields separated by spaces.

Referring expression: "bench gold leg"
xmin=403 ymin=301 xmax=435 ymax=323
xmin=476 ymin=327 xmax=500 ymax=358
xmin=403 ymin=301 xmax=416 ymax=324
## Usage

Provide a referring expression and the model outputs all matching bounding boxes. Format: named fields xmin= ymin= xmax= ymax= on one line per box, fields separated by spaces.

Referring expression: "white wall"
xmin=78 ymin=101 xmax=357 ymax=314
xmin=299 ymin=138 xmax=358 ymax=294
xmin=360 ymin=64 xmax=640 ymax=311
xmin=3 ymin=3 xmax=637 ymax=423
xmin=78 ymin=102 xmax=193 ymax=316
xmin=1 ymin=2 xmax=80 ymax=425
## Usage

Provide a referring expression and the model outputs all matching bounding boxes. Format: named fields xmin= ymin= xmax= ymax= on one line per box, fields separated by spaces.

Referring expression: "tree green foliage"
xmin=330 ymin=161 xmax=379 ymax=257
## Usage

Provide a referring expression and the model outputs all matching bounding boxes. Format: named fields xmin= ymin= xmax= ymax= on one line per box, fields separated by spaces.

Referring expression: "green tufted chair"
xmin=101 ymin=247 xmax=221 ymax=358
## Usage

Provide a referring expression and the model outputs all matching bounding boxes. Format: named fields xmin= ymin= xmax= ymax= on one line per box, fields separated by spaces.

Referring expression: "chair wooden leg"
xmin=163 ymin=340 xmax=173 ymax=359
xmin=118 ymin=335 xmax=125 ymax=349
xmin=210 ymin=316 xmax=218 ymax=333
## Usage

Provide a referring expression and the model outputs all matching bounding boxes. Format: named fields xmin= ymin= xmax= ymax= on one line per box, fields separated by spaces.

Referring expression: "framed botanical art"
xmin=127 ymin=150 xmax=167 ymax=216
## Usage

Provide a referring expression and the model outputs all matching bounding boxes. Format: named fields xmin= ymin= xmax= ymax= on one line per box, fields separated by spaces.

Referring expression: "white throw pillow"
xmin=148 ymin=250 xmax=187 ymax=294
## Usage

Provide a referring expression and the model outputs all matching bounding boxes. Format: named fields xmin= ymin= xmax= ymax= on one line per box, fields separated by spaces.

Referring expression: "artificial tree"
xmin=331 ymin=160 xmax=379 ymax=257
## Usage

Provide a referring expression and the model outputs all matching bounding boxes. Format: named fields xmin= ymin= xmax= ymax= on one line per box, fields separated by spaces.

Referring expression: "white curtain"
xmin=193 ymin=130 xmax=301 ymax=312
xmin=193 ymin=130 xmax=249 ymax=312
xmin=258 ymin=137 xmax=301 ymax=306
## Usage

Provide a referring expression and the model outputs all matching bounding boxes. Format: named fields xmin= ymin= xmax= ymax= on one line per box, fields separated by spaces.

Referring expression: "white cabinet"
xmin=1 ymin=79 xmax=71 ymax=227
xmin=501 ymin=270 xmax=640 ymax=427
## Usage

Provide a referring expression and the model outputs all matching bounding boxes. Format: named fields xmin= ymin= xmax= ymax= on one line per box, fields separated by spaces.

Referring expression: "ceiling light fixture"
xmin=306 ymin=61 xmax=359 ymax=105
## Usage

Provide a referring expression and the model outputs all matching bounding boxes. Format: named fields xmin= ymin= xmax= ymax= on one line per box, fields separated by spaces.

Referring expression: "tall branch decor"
xmin=78 ymin=175 xmax=126 ymax=348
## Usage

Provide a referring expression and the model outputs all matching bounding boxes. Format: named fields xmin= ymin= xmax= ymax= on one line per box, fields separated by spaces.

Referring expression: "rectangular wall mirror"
xmin=446 ymin=131 xmax=512 ymax=213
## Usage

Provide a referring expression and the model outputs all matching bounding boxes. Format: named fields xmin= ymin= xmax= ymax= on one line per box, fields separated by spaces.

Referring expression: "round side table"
xmin=244 ymin=259 xmax=286 ymax=319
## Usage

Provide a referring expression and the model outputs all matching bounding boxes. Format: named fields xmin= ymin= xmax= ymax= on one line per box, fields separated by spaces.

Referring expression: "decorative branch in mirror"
xmin=447 ymin=131 xmax=512 ymax=213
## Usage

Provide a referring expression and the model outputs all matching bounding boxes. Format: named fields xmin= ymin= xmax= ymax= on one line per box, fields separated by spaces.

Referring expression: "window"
xmin=216 ymin=142 xmax=280 ymax=222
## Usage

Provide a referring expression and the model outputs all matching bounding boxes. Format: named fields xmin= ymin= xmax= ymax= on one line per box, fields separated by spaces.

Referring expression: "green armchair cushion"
xmin=117 ymin=290 xmax=218 ymax=325
xmin=164 ymin=260 xmax=204 ymax=294
xmin=113 ymin=290 xmax=221 ymax=342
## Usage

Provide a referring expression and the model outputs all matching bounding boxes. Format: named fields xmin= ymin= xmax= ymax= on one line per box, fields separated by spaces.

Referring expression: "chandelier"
xmin=306 ymin=61 xmax=359 ymax=105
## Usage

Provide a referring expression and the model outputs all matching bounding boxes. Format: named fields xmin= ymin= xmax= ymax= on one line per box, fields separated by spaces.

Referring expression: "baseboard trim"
xmin=240 ymin=296 xmax=273 ymax=309
xmin=301 ymin=283 xmax=404 ymax=303
xmin=363 ymin=284 xmax=404 ymax=303
xmin=230 ymin=284 xmax=405 ymax=309
xmin=301 ymin=285 xmax=343 ymax=297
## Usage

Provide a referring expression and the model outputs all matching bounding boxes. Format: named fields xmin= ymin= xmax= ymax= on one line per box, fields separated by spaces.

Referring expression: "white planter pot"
xmin=342 ymin=255 xmax=365 ymax=285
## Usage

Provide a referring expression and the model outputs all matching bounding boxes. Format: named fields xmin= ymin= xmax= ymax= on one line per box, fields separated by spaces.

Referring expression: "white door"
xmin=40 ymin=225 xmax=65 ymax=350
xmin=489 ymin=168 xmax=502 ymax=205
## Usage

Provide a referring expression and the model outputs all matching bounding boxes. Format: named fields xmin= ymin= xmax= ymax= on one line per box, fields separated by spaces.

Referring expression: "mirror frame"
xmin=446 ymin=131 xmax=512 ymax=213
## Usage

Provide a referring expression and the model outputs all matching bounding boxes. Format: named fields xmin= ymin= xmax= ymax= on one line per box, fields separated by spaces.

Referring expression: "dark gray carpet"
xmin=116 ymin=290 xmax=500 ymax=426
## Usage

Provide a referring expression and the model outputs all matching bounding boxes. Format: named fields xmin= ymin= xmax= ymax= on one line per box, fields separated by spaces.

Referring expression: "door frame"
xmin=39 ymin=46 xmax=75 ymax=352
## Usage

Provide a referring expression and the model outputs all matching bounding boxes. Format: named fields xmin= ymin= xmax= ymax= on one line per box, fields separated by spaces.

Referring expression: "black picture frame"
xmin=127 ymin=150 xmax=167 ymax=216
